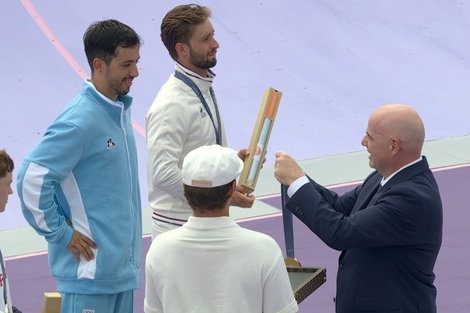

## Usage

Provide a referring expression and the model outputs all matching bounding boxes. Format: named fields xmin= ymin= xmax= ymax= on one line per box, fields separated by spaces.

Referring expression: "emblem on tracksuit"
xmin=106 ymin=137 xmax=116 ymax=149
xmin=199 ymin=107 xmax=207 ymax=118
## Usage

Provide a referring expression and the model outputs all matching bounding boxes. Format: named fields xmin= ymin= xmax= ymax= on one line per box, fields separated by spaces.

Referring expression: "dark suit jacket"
xmin=287 ymin=156 xmax=442 ymax=313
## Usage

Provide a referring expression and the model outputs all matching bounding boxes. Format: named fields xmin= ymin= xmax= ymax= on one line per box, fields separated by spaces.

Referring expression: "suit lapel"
xmin=350 ymin=172 xmax=382 ymax=214
xmin=350 ymin=157 xmax=430 ymax=215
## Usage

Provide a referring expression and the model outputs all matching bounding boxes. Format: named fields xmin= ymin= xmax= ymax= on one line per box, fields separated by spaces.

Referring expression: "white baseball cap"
xmin=182 ymin=144 xmax=244 ymax=188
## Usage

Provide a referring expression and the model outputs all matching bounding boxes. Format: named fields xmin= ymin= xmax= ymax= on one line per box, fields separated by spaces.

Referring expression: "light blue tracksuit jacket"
xmin=16 ymin=81 xmax=142 ymax=294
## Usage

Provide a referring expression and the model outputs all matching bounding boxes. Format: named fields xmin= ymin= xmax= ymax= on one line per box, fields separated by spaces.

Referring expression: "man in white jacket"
xmin=146 ymin=4 xmax=257 ymax=238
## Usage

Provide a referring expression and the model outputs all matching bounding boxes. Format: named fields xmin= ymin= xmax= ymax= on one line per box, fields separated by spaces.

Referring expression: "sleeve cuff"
xmin=287 ymin=175 xmax=309 ymax=197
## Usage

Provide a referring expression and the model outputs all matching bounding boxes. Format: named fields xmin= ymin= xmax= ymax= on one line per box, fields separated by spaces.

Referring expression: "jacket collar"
xmin=174 ymin=63 xmax=215 ymax=92
xmin=351 ymin=156 xmax=429 ymax=214
xmin=83 ymin=80 xmax=133 ymax=114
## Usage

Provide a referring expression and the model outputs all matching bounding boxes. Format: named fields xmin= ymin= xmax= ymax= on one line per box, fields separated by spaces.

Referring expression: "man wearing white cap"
xmin=144 ymin=144 xmax=298 ymax=313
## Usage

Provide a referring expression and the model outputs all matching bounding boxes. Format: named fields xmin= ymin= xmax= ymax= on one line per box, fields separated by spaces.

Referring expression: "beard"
xmin=106 ymin=74 xmax=133 ymax=98
xmin=189 ymin=50 xmax=217 ymax=69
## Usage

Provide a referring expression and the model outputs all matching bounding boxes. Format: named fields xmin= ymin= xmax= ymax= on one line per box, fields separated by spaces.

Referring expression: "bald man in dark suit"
xmin=274 ymin=104 xmax=442 ymax=313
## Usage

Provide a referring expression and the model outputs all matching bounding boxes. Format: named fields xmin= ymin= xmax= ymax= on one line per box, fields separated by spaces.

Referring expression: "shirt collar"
xmin=183 ymin=216 xmax=238 ymax=230
xmin=381 ymin=156 xmax=423 ymax=186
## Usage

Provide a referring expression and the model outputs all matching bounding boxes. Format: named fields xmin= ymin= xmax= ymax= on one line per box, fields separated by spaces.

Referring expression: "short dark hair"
xmin=160 ymin=4 xmax=212 ymax=60
xmin=83 ymin=19 xmax=141 ymax=72
xmin=0 ymin=150 xmax=14 ymax=178
xmin=183 ymin=180 xmax=233 ymax=211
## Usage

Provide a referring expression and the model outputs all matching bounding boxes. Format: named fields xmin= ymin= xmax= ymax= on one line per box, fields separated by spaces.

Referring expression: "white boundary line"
xmin=7 ymin=162 xmax=469 ymax=260
xmin=237 ymin=162 xmax=470 ymax=224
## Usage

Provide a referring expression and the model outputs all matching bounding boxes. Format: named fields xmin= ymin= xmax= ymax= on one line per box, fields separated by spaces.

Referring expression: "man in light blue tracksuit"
xmin=16 ymin=19 xmax=142 ymax=313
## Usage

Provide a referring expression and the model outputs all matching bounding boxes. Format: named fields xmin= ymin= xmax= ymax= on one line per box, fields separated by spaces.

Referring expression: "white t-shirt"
xmin=144 ymin=216 xmax=298 ymax=313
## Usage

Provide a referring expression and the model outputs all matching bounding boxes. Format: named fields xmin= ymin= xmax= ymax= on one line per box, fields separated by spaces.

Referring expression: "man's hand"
xmin=274 ymin=151 xmax=305 ymax=186
xmin=231 ymin=185 xmax=255 ymax=208
xmin=238 ymin=148 xmax=267 ymax=168
xmin=232 ymin=147 xmax=267 ymax=208
xmin=238 ymin=148 xmax=250 ymax=161
xmin=67 ymin=229 xmax=97 ymax=262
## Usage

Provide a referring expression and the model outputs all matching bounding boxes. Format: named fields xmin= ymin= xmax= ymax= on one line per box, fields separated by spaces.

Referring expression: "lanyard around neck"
xmin=174 ymin=70 xmax=222 ymax=145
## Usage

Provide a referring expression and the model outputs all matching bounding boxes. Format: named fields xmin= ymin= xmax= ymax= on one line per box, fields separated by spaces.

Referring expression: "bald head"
xmin=362 ymin=104 xmax=425 ymax=177
xmin=371 ymin=104 xmax=425 ymax=155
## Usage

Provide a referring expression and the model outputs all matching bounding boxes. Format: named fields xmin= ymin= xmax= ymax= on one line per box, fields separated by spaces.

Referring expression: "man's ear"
xmin=92 ymin=57 xmax=104 ymax=73
xmin=226 ymin=180 xmax=236 ymax=198
xmin=389 ymin=137 xmax=402 ymax=156
xmin=175 ymin=42 xmax=189 ymax=58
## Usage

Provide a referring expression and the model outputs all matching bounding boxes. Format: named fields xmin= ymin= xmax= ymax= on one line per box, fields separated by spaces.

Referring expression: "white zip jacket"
xmin=145 ymin=64 xmax=227 ymax=228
